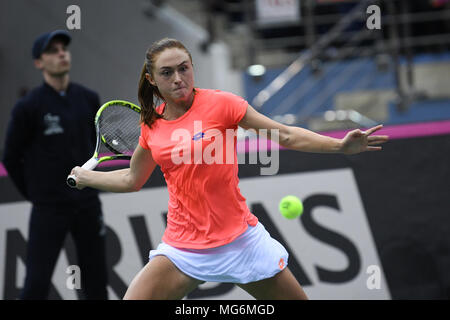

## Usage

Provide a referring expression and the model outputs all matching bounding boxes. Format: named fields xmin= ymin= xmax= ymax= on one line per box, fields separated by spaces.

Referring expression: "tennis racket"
xmin=66 ymin=100 xmax=141 ymax=188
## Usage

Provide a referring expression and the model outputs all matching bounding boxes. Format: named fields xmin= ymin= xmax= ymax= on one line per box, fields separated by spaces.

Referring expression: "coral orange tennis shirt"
xmin=139 ymin=88 xmax=258 ymax=249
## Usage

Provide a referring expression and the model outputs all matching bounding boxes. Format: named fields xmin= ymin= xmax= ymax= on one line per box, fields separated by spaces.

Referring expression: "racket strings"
xmin=98 ymin=105 xmax=140 ymax=155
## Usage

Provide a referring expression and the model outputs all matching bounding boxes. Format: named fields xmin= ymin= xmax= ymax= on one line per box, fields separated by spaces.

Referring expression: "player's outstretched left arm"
xmin=238 ymin=104 xmax=389 ymax=154
xmin=339 ymin=124 xmax=388 ymax=154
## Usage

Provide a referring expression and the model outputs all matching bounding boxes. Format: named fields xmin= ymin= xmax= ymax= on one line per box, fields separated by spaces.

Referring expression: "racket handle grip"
xmin=66 ymin=175 xmax=78 ymax=188
xmin=66 ymin=158 xmax=99 ymax=188
xmin=81 ymin=158 xmax=99 ymax=170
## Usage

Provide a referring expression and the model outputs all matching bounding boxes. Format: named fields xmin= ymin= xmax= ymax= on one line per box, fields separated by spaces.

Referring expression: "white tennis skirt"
xmin=148 ymin=222 xmax=289 ymax=284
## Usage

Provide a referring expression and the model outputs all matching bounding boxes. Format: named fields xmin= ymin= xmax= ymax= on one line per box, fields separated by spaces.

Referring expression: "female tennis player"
xmin=69 ymin=38 xmax=388 ymax=300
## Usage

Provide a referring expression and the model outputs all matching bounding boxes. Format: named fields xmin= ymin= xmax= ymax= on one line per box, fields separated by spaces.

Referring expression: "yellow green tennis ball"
xmin=279 ymin=195 xmax=303 ymax=219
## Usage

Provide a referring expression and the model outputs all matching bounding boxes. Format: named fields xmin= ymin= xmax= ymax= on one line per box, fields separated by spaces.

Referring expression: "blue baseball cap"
xmin=32 ymin=30 xmax=71 ymax=59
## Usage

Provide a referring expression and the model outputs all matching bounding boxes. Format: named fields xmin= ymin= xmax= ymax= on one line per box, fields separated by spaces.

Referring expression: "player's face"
xmin=150 ymin=48 xmax=194 ymax=104
xmin=35 ymin=40 xmax=71 ymax=77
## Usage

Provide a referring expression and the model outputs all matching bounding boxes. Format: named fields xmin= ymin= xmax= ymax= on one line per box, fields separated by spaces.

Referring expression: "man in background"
xmin=2 ymin=30 xmax=108 ymax=299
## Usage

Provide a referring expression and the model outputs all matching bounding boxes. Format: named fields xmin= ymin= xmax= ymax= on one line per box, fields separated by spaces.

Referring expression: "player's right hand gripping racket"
xmin=66 ymin=100 xmax=141 ymax=188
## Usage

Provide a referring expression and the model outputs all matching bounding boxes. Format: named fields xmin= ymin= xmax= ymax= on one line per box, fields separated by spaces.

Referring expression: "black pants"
xmin=20 ymin=201 xmax=108 ymax=300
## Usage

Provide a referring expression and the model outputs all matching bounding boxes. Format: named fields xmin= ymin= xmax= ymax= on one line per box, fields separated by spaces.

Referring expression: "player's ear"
xmin=34 ymin=59 xmax=43 ymax=70
xmin=145 ymin=73 xmax=156 ymax=86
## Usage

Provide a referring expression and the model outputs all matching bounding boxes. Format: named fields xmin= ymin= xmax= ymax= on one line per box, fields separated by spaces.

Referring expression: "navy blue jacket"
xmin=2 ymin=81 xmax=100 ymax=205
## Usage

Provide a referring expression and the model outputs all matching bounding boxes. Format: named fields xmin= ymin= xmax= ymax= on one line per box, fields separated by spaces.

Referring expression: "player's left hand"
xmin=340 ymin=124 xmax=389 ymax=155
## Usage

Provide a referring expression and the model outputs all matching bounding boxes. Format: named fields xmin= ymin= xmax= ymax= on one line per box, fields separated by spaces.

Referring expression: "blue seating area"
xmin=243 ymin=52 xmax=450 ymax=126
xmin=388 ymin=99 xmax=450 ymax=125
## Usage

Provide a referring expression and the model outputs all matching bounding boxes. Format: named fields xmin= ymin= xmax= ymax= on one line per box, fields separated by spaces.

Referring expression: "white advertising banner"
xmin=0 ymin=168 xmax=390 ymax=299
xmin=256 ymin=0 xmax=301 ymax=25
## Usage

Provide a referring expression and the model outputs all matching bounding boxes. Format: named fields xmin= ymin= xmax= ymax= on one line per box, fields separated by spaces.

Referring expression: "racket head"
xmin=93 ymin=100 xmax=141 ymax=160
xmin=66 ymin=100 xmax=141 ymax=188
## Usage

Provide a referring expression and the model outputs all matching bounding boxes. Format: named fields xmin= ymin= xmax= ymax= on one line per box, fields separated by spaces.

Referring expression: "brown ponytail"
xmin=138 ymin=38 xmax=194 ymax=127
xmin=138 ymin=63 xmax=163 ymax=127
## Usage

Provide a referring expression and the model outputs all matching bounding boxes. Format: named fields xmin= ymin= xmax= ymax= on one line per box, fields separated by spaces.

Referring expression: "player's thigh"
xmin=237 ymin=267 xmax=308 ymax=300
xmin=123 ymin=255 xmax=203 ymax=300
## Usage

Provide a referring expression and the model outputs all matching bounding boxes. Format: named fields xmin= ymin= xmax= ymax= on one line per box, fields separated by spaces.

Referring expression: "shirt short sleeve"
xmin=217 ymin=91 xmax=248 ymax=127
xmin=139 ymin=124 xmax=150 ymax=150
